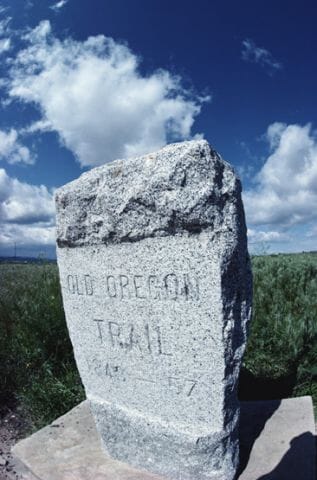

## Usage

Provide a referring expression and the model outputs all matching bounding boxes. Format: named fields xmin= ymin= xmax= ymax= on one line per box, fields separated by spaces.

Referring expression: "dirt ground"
xmin=0 ymin=406 xmax=30 ymax=480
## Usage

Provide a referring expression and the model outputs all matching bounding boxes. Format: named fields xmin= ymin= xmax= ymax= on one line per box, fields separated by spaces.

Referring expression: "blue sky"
xmin=0 ymin=0 xmax=316 ymax=257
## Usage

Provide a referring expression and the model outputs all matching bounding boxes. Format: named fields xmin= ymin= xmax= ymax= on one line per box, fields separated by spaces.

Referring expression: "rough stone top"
xmin=55 ymin=140 xmax=243 ymax=248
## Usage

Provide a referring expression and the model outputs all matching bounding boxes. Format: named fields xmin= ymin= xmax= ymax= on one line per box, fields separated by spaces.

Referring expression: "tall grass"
xmin=0 ymin=263 xmax=84 ymax=428
xmin=0 ymin=253 xmax=316 ymax=429
xmin=243 ymin=253 xmax=317 ymax=401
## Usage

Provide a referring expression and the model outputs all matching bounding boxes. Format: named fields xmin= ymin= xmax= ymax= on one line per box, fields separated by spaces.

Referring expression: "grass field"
xmin=0 ymin=262 xmax=84 ymax=428
xmin=0 ymin=253 xmax=316 ymax=429
xmin=241 ymin=252 xmax=317 ymax=405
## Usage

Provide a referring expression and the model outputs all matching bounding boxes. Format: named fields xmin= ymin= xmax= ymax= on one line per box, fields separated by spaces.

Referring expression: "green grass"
xmin=0 ymin=262 xmax=84 ymax=429
xmin=243 ymin=252 xmax=317 ymax=402
xmin=0 ymin=253 xmax=316 ymax=429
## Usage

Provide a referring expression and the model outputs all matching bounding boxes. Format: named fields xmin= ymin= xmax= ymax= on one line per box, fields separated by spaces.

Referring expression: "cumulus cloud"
xmin=241 ymin=38 xmax=282 ymax=74
xmin=244 ymin=123 xmax=317 ymax=228
xmin=0 ymin=222 xmax=55 ymax=247
xmin=7 ymin=20 xmax=208 ymax=167
xmin=0 ymin=129 xmax=35 ymax=164
xmin=0 ymin=168 xmax=55 ymax=247
xmin=0 ymin=168 xmax=54 ymax=223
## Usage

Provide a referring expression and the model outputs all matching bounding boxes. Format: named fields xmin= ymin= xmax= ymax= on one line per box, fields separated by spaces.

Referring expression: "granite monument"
xmin=55 ymin=139 xmax=252 ymax=480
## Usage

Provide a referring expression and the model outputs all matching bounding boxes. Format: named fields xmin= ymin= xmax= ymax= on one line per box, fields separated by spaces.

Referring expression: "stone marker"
xmin=55 ymin=140 xmax=252 ymax=480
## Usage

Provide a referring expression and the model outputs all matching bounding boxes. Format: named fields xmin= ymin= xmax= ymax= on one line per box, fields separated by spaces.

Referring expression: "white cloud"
xmin=244 ymin=123 xmax=317 ymax=228
xmin=247 ymin=228 xmax=290 ymax=255
xmin=25 ymin=18 xmax=52 ymax=41
xmin=0 ymin=37 xmax=10 ymax=53
xmin=0 ymin=168 xmax=55 ymax=247
xmin=306 ymin=225 xmax=317 ymax=238
xmin=0 ymin=168 xmax=54 ymax=223
xmin=0 ymin=222 xmax=55 ymax=247
xmin=21 ymin=119 xmax=52 ymax=135
xmin=8 ymin=20 xmax=208 ymax=167
xmin=0 ymin=129 xmax=35 ymax=164
xmin=50 ymin=0 xmax=68 ymax=11
xmin=0 ymin=17 xmax=11 ymax=36
xmin=247 ymin=228 xmax=289 ymax=243
xmin=241 ymin=38 xmax=282 ymax=73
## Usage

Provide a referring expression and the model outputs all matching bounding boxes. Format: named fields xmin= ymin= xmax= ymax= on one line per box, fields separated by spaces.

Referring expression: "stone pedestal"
xmin=11 ymin=396 xmax=316 ymax=480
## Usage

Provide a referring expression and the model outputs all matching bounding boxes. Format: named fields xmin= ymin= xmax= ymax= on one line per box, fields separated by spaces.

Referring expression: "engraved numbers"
xmin=86 ymin=358 xmax=198 ymax=398
xmin=168 ymin=377 xmax=197 ymax=396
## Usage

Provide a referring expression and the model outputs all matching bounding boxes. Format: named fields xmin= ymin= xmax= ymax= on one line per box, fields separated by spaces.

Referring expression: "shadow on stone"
xmin=238 ymin=399 xmax=281 ymax=477
xmin=256 ymin=432 xmax=316 ymax=480
xmin=238 ymin=367 xmax=297 ymax=401
xmin=237 ymin=366 xmax=301 ymax=476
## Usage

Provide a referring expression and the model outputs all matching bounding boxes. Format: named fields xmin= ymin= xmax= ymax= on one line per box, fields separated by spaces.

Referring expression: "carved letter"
xmin=106 ymin=275 xmax=117 ymax=298
xmin=148 ymin=275 xmax=161 ymax=300
xmin=155 ymin=326 xmax=172 ymax=356
xmin=133 ymin=275 xmax=146 ymax=299
xmin=93 ymin=319 xmax=104 ymax=344
xmin=183 ymin=274 xmax=200 ymax=300
xmin=75 ymin=275 xmax=84 ymax=295
xmin=144 ymin=324 xmax=152 ymax=353
xmin=128 ymin=325 xmax=142 ymax=352
xmin=164 ymin=273 xmax=179 ymax=300
xmin=119 ymin=275 xmax=129 ymax=299
xmin=67 ymin=275 xmax=76 ymax=294
xmin=84 ymin=275 xmax=94 ymax=295
xmin=108 ymin=321 xmax=121 ymax=346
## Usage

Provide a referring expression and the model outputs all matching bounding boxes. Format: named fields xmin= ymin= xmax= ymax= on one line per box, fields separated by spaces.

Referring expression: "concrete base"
xmin=11 ymin=397 xmax=316 ymax=480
